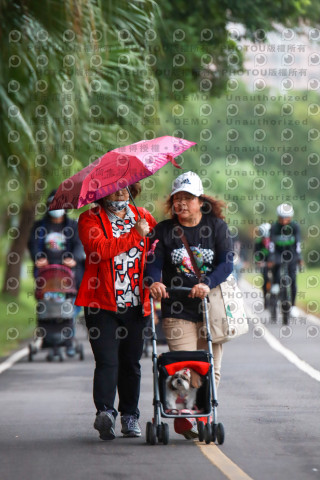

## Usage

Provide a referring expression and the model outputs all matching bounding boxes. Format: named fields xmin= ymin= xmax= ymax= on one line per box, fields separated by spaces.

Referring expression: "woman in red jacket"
xmin=75 ymin=183 xmax=156 ymax=441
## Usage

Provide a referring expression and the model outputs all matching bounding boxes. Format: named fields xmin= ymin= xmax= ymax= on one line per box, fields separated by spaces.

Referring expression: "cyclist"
xmin=267 ymin=204 xmax=303 ymax=318
xmin=253 ymin=223 xmax=271 ymax=308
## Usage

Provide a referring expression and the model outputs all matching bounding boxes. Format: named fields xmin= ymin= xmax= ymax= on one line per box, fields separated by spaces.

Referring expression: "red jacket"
xmin=75 ymin=205 xmax=157 ymax=315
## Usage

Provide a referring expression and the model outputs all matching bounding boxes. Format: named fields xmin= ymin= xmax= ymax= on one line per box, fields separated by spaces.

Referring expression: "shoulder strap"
xmin=174 ymin=224 xmax=203 ymax=282
xmin=97 ymin=213 xmax=108 ymax=238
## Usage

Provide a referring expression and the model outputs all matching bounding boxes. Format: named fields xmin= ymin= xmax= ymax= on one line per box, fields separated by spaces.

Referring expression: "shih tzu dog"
xmin=166 ymin=368 xmax=200 ymax=411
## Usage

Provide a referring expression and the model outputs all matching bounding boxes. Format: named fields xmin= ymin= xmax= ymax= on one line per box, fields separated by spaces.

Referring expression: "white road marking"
xmin=0 ymin=347 xmax=29 ymax=374
xmin=0 ymin=339 xmax=41 ymax=375
xmin=242 ymin=280 xmax=320 ymax=383
xmin=253 ymin=322 xmax=320 ymax=382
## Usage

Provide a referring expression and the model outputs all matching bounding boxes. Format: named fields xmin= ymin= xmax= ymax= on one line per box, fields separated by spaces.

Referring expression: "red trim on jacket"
xmin=75 ymin=205 xmax=157 ymax=316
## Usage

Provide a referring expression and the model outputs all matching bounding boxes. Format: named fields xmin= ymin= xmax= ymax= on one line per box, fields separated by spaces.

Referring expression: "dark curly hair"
xmin=164 ymin=193 xmax=226 ymax=220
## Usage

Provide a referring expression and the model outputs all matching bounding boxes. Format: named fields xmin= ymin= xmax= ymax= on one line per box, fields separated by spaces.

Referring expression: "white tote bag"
xmin=207 ymin=274 xmax=249 ymax=344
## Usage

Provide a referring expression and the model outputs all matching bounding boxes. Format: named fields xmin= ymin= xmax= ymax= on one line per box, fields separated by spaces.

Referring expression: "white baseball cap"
xmin=171 ymin=171 xmax=204 ymax=197
xmin=277 ymin=203 xmax=294 ymax=218
xmin=258 ymin=223 xmax=271 ymax=237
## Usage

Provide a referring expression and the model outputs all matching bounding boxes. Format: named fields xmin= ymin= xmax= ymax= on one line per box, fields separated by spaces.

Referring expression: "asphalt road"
xmin=1 ymin=280 xmax=320 ymax=480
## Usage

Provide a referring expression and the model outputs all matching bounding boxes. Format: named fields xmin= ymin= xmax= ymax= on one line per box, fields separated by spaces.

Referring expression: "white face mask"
xmin=48 ymin=209 xmax=65 ymax=218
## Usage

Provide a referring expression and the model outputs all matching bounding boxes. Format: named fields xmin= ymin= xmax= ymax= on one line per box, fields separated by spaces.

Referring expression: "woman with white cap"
xmin=146 ymin=171 xmax=234 ymax=438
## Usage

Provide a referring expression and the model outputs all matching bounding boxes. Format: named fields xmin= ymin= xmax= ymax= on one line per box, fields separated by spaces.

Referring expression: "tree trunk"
xmin=2 ymin=202 xmax=36 ymax=296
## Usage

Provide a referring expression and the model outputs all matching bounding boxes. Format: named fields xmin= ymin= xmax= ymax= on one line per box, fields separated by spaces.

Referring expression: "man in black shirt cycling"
xmin=267 ymin=203 xmax=303 ymax=318
xmin=254 ymin=223 xmax=271 ymax=308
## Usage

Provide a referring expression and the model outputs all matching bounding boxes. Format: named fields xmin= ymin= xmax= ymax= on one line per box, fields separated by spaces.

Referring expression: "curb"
xmin=0 ymin=338 xmax=41 ymax=375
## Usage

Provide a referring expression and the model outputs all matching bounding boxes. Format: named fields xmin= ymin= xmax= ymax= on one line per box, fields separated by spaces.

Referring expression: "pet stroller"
xmin=146 ymin=287 xmax=224 ymax=446
xmin=28 ymin=264 xmax=84 ymax=362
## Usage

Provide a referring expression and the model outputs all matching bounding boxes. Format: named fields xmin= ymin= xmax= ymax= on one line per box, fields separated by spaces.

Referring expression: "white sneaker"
xmin=270 ymin=284 xmax=280 ymax=295
xmin=290 ymin=306 xmax=299 ymax=318
xmin=121 ymin=415 xmax=141 ymax=437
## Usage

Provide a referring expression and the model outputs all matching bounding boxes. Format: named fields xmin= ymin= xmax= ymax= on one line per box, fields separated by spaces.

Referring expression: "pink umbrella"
xmin=49 ymin=136 xmax=196 ymax=210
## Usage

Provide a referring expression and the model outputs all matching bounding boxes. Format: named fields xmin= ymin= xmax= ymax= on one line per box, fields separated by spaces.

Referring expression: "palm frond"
xmin=1 ymin=0 xmax=159 ymax=200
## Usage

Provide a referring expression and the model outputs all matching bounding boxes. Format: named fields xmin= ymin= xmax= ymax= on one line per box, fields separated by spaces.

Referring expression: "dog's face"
xmin=167 ymin=368 xmax=191 ymax=394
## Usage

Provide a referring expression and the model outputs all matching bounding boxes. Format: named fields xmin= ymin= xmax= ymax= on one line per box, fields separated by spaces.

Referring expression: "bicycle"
xmin=269 ymin=262 xmax=292 ymax=325
xmin=255 ymin=261 xmax=272 ymax=310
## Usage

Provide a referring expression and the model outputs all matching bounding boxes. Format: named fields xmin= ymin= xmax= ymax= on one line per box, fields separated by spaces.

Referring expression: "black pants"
xmin=85 ymin=306 xmax=147 ymax=418
xmin=272 ymin=262 xmax=297 ymax=305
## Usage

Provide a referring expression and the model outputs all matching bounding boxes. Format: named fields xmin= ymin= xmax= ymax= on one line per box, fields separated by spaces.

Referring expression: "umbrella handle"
xmin=126 ymin=187 xmax=142 ymax=220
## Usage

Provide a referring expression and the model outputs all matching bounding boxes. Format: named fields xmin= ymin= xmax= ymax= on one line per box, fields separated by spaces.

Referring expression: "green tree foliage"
xmin=142 ymin=82 xmax=320 ymax=266
xmin=153 ymin=0 xmax=318 ymax=99
xmin=1 ymin=0 xmax=158 ymax=187
xmin=0 ymin=0 xmax=158 ymax=294
xmin=1 ymin=0 xmax=320 ymax=296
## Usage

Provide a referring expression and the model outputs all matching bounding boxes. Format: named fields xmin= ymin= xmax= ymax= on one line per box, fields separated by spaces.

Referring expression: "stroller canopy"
xmin=158 ymin=350 xmax=211 ymax=377
xmin=35 ymin=264 xmax=77 ymax=300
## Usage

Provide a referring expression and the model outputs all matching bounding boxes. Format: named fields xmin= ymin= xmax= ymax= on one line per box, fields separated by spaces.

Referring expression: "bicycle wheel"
xmin=281 ymin=288 xmax=291 ymax=325
xmin=269 ymin=294 xmax=278 ymax=323
xmin=280 ymin=265 xmax=292 ymax=325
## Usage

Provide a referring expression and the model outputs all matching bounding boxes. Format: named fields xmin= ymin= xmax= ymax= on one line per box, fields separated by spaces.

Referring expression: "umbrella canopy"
xmin=49 ymin=136 xmax=196 ymax=210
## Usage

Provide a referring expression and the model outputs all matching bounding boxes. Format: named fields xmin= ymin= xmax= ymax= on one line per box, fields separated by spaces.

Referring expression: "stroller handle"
xmin=149 ymin=287 xmax=192 ymax=305
xmin=165 ymin=287 xmax=192 ymax=293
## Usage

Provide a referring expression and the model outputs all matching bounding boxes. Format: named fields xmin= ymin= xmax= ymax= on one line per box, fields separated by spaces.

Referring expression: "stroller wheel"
xmin=149 ymin=423 xmax=157 ymax=445
xmin=28 ymin=344 xmax=34 ymax=362
xmin=46 ymin=353 xmax=54 ymax=362
xmin=198 ymin=421 xmax=205 ymax=442
xmin=156 ymin=424 xmax=162 ymax=443
xmin=78 ymin=344 xmax=85 ymax=361
xmin=146 ymin=421 xmax=152 ymax=444
xmin=146 ymin=422 xmax=151 ymax=443
xmin=211 ymin=422 xmax=216 ymax=443
xmin=204 ymin=423 xmax=212 ymax=444
xmin=216 ymin=423 xmax=225 ymax=445
xmin=160 ymin=423 xmax=169 ymax=445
